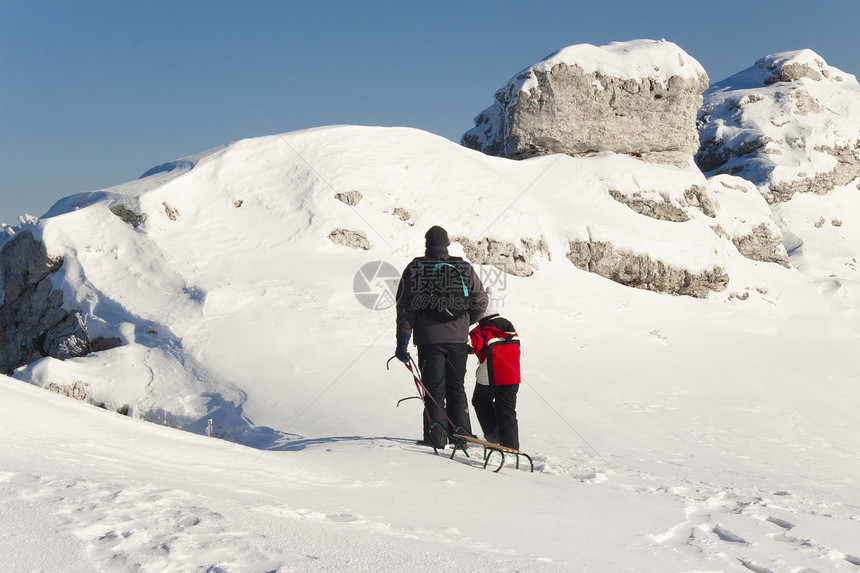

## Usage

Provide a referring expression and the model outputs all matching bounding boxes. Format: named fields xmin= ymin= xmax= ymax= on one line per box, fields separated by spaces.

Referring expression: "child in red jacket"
xmin=467 ymin=288 xmax=521 ymax=450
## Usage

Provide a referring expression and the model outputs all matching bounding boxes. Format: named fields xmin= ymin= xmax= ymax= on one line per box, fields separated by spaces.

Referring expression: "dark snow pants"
xmin=472 ymin=383 xmax=519 ymax=450
xmin=417 ymin=343 xmax=471 ymax=447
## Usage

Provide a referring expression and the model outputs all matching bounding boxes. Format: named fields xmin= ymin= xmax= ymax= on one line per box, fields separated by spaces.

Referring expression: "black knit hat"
xmin=424 ymin=225 xmax=450 ymax=248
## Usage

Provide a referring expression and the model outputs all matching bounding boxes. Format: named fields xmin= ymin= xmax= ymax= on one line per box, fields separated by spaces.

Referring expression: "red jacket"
xmin=468 ymin=314 xmax=521 ymax=386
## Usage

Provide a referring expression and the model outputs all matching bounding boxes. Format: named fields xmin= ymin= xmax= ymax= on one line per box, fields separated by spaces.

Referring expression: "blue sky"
xmin=2 ymin=0 xmax=859 ymax=225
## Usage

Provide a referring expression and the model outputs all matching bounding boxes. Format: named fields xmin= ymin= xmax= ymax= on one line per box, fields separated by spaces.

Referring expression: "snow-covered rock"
xmin=705 ymin=175 xmax=791 ymax=267
xmin=462 ymin=39 xmax=709 ymax=167
xmin=696 ymin=49 xmax=860 ymax=202
xmin=567 ymin=172 xmax=790 ymax=295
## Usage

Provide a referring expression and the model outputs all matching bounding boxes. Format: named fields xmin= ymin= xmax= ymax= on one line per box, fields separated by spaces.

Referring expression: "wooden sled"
xmin=451 ymin=434 xmax=534 ymax=473
xmin=428 ymin=423 xmax=534 ymax=472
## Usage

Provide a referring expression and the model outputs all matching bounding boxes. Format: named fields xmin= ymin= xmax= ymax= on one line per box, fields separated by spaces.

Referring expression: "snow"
xmin=2 ymin=124 xmax=859 ymax=572
xmin=771 ymin=184 xmax=860 ymax=287
xmin=516 ymin=39 xmax=707 ymax=94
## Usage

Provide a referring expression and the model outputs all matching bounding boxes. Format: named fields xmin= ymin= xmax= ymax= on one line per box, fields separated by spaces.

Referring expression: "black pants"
xmin=417 ymin=343 xmax=471 ymax=447
xmin=472 ymin=383 xmax=519 ymax=450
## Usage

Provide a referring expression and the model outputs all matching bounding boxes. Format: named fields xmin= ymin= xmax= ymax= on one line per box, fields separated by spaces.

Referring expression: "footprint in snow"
xmin=16 ymin=475 xmax=291 ymax=571
xmin=531 ymin=453 xmax=608 ymax=482
xmin=713 ymin=524 xmax=748 ymax=544
xmin=765 ymin=516 xmax=794 ymax=530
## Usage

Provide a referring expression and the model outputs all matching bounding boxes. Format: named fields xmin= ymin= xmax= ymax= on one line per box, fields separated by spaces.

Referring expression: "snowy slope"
xmin=1 ymin=125 xmax=859 ymax=572
xmin=3 ymin=306 xmax=860 ymax=573
xmin=7 ymin=126 xmax=807 ymax=438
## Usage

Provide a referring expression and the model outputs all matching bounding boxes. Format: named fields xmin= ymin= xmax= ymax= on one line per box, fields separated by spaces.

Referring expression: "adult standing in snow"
xmin=468 ymin=287 xmax=521 ymax=450
xmin=395 ymin=226 xmax=488 ymax=448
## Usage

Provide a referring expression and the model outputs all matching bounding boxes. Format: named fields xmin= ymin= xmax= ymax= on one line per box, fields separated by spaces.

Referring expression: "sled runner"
xmin=428 ymin=422 xmax=533 ymax=473
xmin=451 ymin=433 xmax=534 ymax=472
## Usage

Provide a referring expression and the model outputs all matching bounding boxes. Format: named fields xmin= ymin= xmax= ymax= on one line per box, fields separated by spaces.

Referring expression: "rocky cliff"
xmin=1 ymin=232 xmax=79 ymax=373
xmin=462 ymin=39 xmax=709 ymax=167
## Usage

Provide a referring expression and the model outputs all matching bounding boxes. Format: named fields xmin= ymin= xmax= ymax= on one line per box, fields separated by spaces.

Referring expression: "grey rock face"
xmin=463 ymin=40 xmax=709 ymax=167
xmin=609 ymin=190 xmax=691 ymax=222
xmin=765 ymin=59 xmax=827 ymax=83
xmin=608 ymin=185 xmax=717 ymax=222
xmin=710 ymin=222 xmax=790 ymax=267
xmin=43 ymin=311 xmax=92 ymax=360
xmin=162 ymin=202 xmax=180 ymax=221
xmin=328 ymin=229 xmax=371 ymax=250
xmin=704 ymin=177 xmax=790 ymax=267
xmin=1 ymin=231 xmax=63 ymax=303
xmin=0 ymin=231 xmax=90 ymax=373
xmin=684 ymin=185 xmax=718 ymax=218
xmin=607 ymin=176 xmax=790 ymax=267
xmin=91 ymin=336 xmax=123 ymax=352
xmin=45 ymin=380 xmax=89 ymax=401
xmin=334 ymin=190 xmax=363 ymax=206
xmin=392 ymin=207 xmax=411 ymax=222
xmin=567 ymin=240 xmax=728 ymax=298
xmin=110 ymin=204 xmax=148 ymax=227
xmin=454 ymin=236 xmax=550 ymax=277
xmin=561 ymin=169 xmax=787 ymax=293
xmin=727 ymin=223 xmax=790 ymax=267
xmin=766 ymin=143 xmax=860 ymax=202
xmin=0 ymin=231 xmax=122 ymax=374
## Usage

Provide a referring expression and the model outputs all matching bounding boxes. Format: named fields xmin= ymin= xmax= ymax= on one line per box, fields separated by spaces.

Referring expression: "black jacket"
xmin=395 ymin=246 xmax=487 ymax=346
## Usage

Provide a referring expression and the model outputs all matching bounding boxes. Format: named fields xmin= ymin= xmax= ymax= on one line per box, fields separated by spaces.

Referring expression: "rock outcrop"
xmin=567 ymin=239 xmax=729 ymax=298
xmin=462 ymin=39 xmax=709 ymax=167
xmin=608 ymin=184 xmax=717 ymax=222
xmin=0 ymin=231 xmax=123 ymax=374
xmin=696 ymin=50 xmax=860 ymax=202
xmin=703 ymin=176 xmax=790 ymax=267
xmin=602 ymin=166 xmax=790 ymax=270
xmin=723 ymin=222 xmax=789 ymax=266
xmin=0 ymin=232 xmax=85 ymax=373
xmin=109 ymin=204 xmax=148 ymax=228
xmin=334 ymin=190 xmax=363 ymax=206
xmin=328 ymin=229 xmax=371 ymax=250
xmin=453 ymin=236 xmax=550 ymax=277
xmin=568 ymin=170 xmax=789 ymax=294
